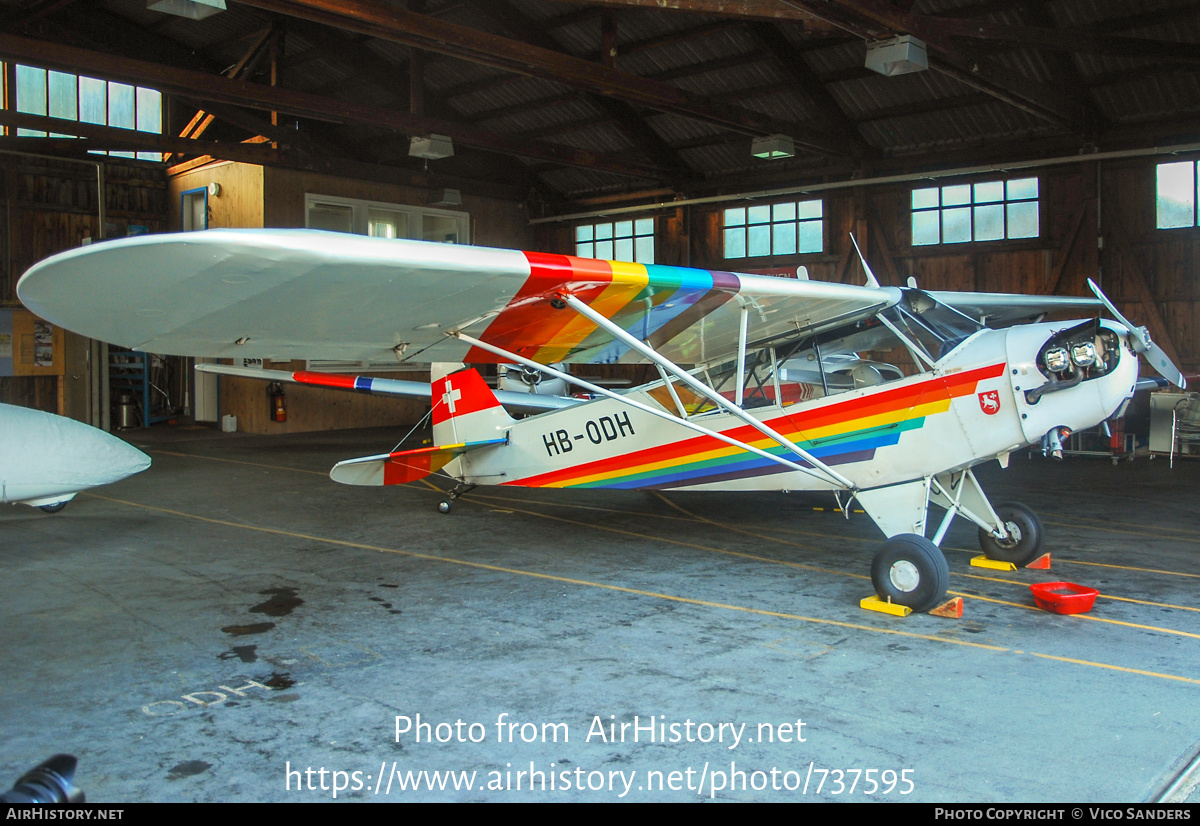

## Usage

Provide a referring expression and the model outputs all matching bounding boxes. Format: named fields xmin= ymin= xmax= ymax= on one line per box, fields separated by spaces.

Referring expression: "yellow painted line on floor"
xmin=950 ymin=591 xmax=1200 ymax=640
xmin=1045 ymin=512 xmax=1200 ymax=540
xmin=652 ymin=491 xmax=828 ymax=554
xmin=82 ymin=491 xmax=1200 ymax=686
xmin=1042 ymin=517 xmax=1200 ymax=544
xmin=941 ymin=545 xmax=1200 ymax=581
xmin=1026 ymin=652 xmax=1200 ymax=686
xmin=149 ymin=449 xmax=329 ymax=476
xmin=83 ymin=492 xmax=1000 ymax=653
xmin=953 ymin=571 xmax=1200 ymax=614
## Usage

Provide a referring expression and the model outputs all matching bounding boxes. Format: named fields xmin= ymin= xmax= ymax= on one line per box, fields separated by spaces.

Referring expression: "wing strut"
xmin=449 ymin=331 xmax=850 ymax=490
xmin=557 ymin=293 xmax=857 ymax=492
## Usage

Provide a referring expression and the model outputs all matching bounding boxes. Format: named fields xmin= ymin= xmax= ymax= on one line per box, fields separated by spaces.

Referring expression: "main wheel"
xmin=978 ymin=502 xmax=1043 ymax=566
xmin=870 ymin=534 xmax=949 ymax=614
xmin=38 ymin=502 xmax=67 ymax=514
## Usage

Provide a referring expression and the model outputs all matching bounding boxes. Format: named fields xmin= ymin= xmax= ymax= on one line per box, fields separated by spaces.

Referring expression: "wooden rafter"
xmin=0 ymin=31 xmax=673 ymax=181
xmin=232 ymin=0 xmax=850 ymax=157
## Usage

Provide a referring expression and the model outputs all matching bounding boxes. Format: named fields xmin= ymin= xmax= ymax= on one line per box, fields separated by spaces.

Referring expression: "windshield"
xmin=879 ymin=289 xmax=984 ymax=363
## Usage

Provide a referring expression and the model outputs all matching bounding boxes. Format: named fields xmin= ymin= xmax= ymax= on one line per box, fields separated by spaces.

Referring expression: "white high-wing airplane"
xmin=17 ymin=229 xmax=1184 ymax=611
xmin=0 ymin=403 xmax=151 ymax=512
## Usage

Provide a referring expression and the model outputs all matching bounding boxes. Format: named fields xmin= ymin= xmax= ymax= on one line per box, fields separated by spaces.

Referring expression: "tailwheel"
xmin=978 ymin=502 xmax=1043 ymax=567
xmin=870 ymin=534 xmax=949 ymax=614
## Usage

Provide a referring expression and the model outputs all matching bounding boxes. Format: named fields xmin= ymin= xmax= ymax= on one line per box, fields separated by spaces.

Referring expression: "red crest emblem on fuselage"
xmin=978 ymin=390 xmax=1001 ymax=415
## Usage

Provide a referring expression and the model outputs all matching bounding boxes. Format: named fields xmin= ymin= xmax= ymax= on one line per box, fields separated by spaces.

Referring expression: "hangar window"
xmin=6 ymin=63 xmax=163 ymax=162
xmin=304 ymin=194 xmax=469 ymax=244
xmin=575 ymin=218 xmax=654 ymax=263
xmin=1156 ymin=160 xmax=1200 ymax=229
xmin=911 ymin=178 xmax=1039 ymax=245
xmin=724 ymin=199 xmax=823 ymax=259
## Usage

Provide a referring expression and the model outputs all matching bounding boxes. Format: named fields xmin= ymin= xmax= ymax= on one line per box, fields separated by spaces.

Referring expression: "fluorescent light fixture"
xmin=147 ymin=0 xmax=227 ymax=20
xmin=430 ymin=188 xmax=462 ymax=206
xmin=409 ymin=134 xmax=454 ymax=160
xmin=865 ymin=35 xmax=928 ymax=76
xmin=751 ymin=134 xmax=795 ymax=160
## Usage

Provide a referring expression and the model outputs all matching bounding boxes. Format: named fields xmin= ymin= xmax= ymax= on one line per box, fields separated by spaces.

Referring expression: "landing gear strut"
xmin=438 ymin=482 xmax=476 ymax=514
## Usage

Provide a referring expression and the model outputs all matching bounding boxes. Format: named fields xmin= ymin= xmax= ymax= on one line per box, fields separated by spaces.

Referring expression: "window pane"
xmin=308 ymin=203 xmax=354 ymax=233
xmin=15 ymin=65 xmax=46 ymax=115
xmin=974 ymin=181 xmax=1003 ymax=203
xmin=595 ymin=240 xmax=613 ymax=259
xmin=974 ymin=204 xmax=1004 ymax=241
xmin=594 ymin=222 xmax=613 ymax=240
xmin=773 ymin=222 xmax=796 ymax=255
xmin=912 ymin=211 xmax=939 ymax=246
xmin=943 ymin=206 xmax=971 ymax=243
xmin=575 ymin=225 xmax=593 ymax=242
xmin=368 ymin=208 xmax=406 ymax=239
xmin=1007 ymin=177 xmax=1038 ymax=200
xmin=635 ymin=218 xmax=653 ymax=235
xmin=635 ymin=234 xmax=654 ymax=264
xmin=724 ymin=207 xmax=745 ymax=227
xmin=108 ymin=82 xmax=134 ymax=129
xmin=1007 ymin=201 xmax=1039 ymax=238
xmin=912 ymin=188 xmax=939 ymax=209
xmin=79 ymin=76 xmax=106 ymax=125
xmin=724 ymin=227 xmax=745 ymax=258
xmin=943 ymin=184 xmax=971 ymax=207
xmin=614 ymin=237 xmax=634 ymax=261
xmin=15 ymin=65 xmax=47 ymax=137
xmin=136 ymin=87 xmax=161 ymax=133
xmin=1157 ymin=161 xmax=1196 ymax=229
xmin=798 ymin=221 xmax=822 ymax=254
xmin=747 ymin=205 xmax=770 ymax=224
xmin=747 ymin=223 xmax=771 ymax=256
xmin=798 ymin=199 xmax=822 ymax=219
xmin=423 ymin=214 xmax=460 ymax=243
xmin=577 ymin=242 xmax=594 ymax=259
xmin=614 ymin=220 xmax=633 ymax=238
xmin=47 ymin=71 xmax=76 ymax=120
xmin=772 ymin=202 xmax=796 ymax=221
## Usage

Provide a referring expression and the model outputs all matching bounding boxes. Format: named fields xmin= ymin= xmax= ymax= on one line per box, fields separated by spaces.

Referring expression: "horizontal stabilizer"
xmin=195 ymin=363 xmax=578 ymax=414
xmin=330 ymin=438 xmax=506 ymax=486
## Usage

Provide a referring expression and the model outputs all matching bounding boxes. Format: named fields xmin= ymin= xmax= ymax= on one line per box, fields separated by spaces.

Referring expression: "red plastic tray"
xmin=1029 ymin=582 xmax=1099 ymax=614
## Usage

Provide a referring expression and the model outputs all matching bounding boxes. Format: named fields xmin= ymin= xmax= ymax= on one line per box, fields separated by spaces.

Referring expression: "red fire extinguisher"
xmin=267 ymin=382 xmax=287 ymax=422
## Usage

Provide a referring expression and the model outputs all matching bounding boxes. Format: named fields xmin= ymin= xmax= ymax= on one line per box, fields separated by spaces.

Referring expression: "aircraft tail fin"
xmin=432 ymin=367 xmax=516 ymax=446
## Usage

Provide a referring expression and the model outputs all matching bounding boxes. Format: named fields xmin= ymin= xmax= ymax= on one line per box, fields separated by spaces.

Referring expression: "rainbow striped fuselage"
xmin=460 ymin=346 xmax=1018 ymax=494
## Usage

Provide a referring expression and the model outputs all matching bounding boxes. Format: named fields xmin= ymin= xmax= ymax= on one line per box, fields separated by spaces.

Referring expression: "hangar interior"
xmin=2 ymin=0 xmax=1200 ymax=804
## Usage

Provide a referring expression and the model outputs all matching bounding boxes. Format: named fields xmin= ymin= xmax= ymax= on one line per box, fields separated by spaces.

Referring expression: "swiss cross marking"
xmin=443 ymin=384 xmax=462 ymax=414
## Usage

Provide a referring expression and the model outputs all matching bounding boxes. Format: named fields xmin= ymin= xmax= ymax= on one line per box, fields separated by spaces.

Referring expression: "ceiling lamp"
xmin=865 ymin=35 xmax=928 ymax=76
xmin=409 ymin=134 xmax=455 ymax=160
xmin=751 ymin=134 xmax=795 ymax=160
xmin=429 ymin=188 xmax=462 ymax=206
xmin=147 ymin=0 xmax=227 ymax=20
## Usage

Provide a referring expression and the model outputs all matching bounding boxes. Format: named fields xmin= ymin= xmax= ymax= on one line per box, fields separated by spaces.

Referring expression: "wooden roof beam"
xmin=231 ymin=0 xmax=850 ymax=157
xmin=0 ymin=31 xmax=672 ymax=181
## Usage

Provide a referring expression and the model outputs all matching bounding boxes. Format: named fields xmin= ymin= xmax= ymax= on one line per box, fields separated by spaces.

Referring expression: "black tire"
xmin=870 ymin=534 xmax=949 ymax=614
xmin=978 ymin=502 xmax=1044 ymax=566
xmin=38 ymin=502 xmax=67 ymax=514
xmin=437 ymin=500 xmax=452 ymax=514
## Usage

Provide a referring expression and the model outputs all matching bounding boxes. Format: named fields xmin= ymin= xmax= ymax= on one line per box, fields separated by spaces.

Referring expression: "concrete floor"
xmin=2 ymin=423 xmax=1199 ymax=803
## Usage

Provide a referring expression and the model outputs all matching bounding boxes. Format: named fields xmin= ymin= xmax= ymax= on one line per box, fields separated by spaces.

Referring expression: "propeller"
xmin=1087 ymin=278 xmax=1186 ymax=389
